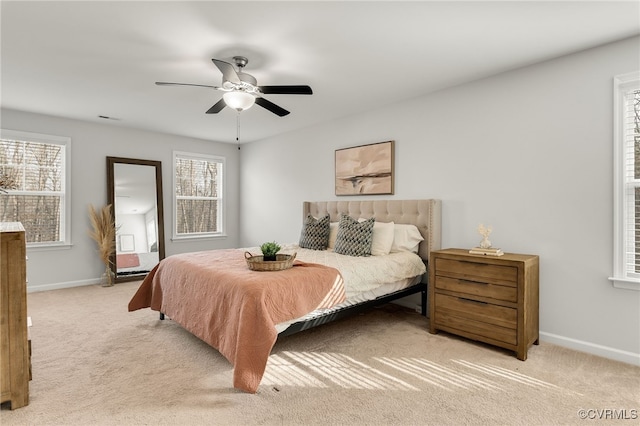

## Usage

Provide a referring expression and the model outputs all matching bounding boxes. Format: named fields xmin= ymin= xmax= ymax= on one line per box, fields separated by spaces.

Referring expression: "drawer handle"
xmin=459 ymin=279 xmax=488 ymax=286
xmin=458 ymin=297 xmax=487 ymax=305
xmin=458 ymin=260 xmax=489 ymax=266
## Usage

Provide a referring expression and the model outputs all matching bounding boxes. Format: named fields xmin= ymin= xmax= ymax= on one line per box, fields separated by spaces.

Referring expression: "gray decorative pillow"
xmin=334 ymin=214 xmax=374 ymax=257
xmin=299 ymin=214 xmax=330 ymax=250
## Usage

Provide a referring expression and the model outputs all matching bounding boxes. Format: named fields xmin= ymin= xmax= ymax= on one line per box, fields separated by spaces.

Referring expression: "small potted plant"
xmin=260 ymin=241 xmax=281 ymax=261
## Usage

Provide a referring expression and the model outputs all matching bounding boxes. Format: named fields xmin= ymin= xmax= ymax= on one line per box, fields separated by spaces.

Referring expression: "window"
xmin=611 ymin=72 xmax=640 ymax=290
xmin=0 ymin=129 xmax=71 ymax=247
xmin=173 ymin=151 xmax=225 ymax=239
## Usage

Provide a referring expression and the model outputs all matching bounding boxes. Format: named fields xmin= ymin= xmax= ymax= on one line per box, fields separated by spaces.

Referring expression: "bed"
xmin=128 ymin=199 xmax=441 ymax=393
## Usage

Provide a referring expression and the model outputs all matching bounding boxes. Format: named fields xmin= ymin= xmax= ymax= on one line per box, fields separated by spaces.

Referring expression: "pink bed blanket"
xmin=128 ymin=248 xmax=345 ymax=393
xmin=117 ymin=253 xmax=140 ymax=268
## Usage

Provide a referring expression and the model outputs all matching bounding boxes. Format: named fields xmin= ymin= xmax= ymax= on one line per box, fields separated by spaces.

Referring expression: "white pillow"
xmin=356 ymin=219 xmax=395 ymax=256
xmin=390 ymin=224 xmax=424 ymax=253
xmin=370 ymin=221 xmax=395 ymax=256
xmin=328 ymin=222 xmax=339 ymax=249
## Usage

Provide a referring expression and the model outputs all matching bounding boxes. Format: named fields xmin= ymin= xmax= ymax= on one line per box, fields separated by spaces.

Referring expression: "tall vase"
xmin=101 ymin=266 xmax=115 ymax=287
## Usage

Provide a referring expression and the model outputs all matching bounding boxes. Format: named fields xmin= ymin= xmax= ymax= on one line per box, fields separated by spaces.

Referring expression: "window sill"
xmin=608 ymin=277 xmax=640 ymax=291
xmin=27 ymin=243 xmax=72 ymax=252
xmin=171 ymin=234 xmax=227 ymax=242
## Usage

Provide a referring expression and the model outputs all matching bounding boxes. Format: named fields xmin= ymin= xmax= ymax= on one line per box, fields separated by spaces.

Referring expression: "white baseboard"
xmin=540 ymin=331 xmax=640 ymax=367
xmin=27 ymin=278 xmax=101 ymax=293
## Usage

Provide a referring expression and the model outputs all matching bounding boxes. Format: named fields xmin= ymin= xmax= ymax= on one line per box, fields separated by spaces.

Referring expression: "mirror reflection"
xmin=107 ymin=157 xmax=165 ymax=282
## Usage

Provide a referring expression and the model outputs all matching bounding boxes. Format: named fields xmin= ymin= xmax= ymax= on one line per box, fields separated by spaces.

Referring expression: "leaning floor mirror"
xmin=107 ymin=156 xmax=165 ymax=283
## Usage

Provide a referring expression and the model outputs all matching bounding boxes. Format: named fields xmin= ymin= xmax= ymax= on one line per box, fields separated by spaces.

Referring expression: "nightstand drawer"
xmin=434 ymin=293 xmax=517 ymax=330
xmin=434 ymin=276 xmax=517 ymax=303
xmin=435 ymin=312 xmax=517 ymax=346
xmin=435 ymin=258 xmax=518 ymax=286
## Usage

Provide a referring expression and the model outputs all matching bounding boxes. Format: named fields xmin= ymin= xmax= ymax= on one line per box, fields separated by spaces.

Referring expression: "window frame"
xmin=172 ymin=150 xmax=226 ymax=241
xmin=610 ymin=71 xmax=640 ymax=291
xmin=0 ymin=128 xmax=72 ymax=249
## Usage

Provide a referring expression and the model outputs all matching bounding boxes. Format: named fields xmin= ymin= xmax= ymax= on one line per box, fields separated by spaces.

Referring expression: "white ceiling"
xmin=2 ymin=1 xmax=639 ymax=144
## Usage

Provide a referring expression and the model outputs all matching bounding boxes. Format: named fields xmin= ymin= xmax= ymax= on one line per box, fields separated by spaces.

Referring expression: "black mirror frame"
xmin=106 ymin=156 xmax=165 ymax=283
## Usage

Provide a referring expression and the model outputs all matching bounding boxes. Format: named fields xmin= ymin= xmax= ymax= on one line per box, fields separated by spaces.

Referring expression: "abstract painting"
xmin=335 ymin=140 xmax=394 ymax=195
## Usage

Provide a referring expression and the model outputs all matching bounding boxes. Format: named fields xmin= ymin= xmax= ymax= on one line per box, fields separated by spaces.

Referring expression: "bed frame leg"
xmin=159 ymin=312 xmax=165 ymax=320
xmin=421 ymin=289 xmax=427 ymax=316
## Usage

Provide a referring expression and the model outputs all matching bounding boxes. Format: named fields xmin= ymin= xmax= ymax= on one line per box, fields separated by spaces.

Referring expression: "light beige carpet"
xmin=1 ymin=281 xmax=638 ymax=425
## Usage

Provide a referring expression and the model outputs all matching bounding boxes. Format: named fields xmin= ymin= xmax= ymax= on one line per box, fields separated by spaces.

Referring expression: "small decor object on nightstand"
xmin=470 ymin=224 xmax=504 ymax=256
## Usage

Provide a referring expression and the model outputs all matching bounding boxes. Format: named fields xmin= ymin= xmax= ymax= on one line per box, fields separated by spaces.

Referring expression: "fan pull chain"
xmin=236 ymin=111 xmax=241 ymax=149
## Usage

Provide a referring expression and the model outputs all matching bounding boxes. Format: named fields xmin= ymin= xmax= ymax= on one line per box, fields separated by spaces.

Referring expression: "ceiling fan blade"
xmin=255 ymin=97 xmax=290 ymax=117
xmin=205 ymin=99 xmax=226 ymax=114
xmin=155 ymin=82 xmax=220 ymax=90
xmin=259 ymin=85 xmax=313 ymax=95
xmin=212 ymin=59 xmax=241 ymax=84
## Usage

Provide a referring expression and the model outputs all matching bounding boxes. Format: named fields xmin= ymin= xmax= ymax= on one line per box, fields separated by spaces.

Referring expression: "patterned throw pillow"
xmin=334 ymin=214 xmax=375 ymax=257
xmin=299 ymin=214 xmax=330 ymax=250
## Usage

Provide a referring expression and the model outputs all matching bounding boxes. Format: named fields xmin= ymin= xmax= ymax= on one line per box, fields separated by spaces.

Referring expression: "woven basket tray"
xmin=244 ymin=252 xmax=297 ymax=272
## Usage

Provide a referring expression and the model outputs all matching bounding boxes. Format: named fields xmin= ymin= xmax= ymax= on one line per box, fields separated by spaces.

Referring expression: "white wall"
xmin=0 ymin=110 xmax=241 ymax=291
xmin=240 ymin=36 xmax=640 ymax=364
xmin=116 ymin=214 xmax=148 ymax=254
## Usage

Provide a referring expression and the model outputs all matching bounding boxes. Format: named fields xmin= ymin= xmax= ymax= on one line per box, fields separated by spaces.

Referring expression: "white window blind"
xmin=611 ymin=72 xmax=640 ymax=290
xmin=0 ymin=129 xmax=71 ymax=247
xmin=173 ymin=151 xmax=225 ymax=239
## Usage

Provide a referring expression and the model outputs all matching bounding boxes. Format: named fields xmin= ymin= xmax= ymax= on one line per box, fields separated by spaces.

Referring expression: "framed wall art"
xmin=335 ymin=140 xmax=394 ymax=196
xmin=119 ymin=234 xmax=135 ymax=252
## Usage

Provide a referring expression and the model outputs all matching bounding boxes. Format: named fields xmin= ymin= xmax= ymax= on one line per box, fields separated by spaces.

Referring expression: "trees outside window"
xmin=0 ymin=130 xmax=70 ymax=246
xmin=173 ymin=151 xmax=224 ymax=238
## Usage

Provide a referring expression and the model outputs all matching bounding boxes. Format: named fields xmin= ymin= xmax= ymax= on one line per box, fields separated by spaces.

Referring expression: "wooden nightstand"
xmin=429 ymin=248 xmax=539 ymax=360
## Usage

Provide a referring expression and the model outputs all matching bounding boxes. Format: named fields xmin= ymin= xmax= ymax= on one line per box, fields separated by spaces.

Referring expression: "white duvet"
xmin=245 ymin=243 xmax=427 ymax=297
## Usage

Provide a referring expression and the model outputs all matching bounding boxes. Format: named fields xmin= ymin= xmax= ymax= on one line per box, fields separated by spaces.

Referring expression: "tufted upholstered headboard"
xmin=302 ymin=199 xmax=442 ymax=263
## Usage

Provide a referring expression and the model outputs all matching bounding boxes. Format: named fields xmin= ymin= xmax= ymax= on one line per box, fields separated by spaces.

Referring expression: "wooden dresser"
xmin=429 ymin=248 xmax=539 ymax=360
xmin=1 ymin=222 xmax=30 ymax=409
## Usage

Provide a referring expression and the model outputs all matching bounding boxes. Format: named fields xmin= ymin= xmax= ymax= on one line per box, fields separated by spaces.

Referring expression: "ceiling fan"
xmin=155 ymin=56 xmax=312 ymax=117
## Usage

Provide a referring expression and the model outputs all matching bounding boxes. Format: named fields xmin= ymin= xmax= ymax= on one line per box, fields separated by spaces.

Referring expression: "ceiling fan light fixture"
xmin=157 ymin=56 xmax=311 ymax=117
xmin=223 ymin=91 xmax=255 ymax=111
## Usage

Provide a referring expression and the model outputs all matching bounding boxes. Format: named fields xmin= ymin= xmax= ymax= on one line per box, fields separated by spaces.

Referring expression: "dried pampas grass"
xmin=88 ymin=204 xmax=116 ymax=284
